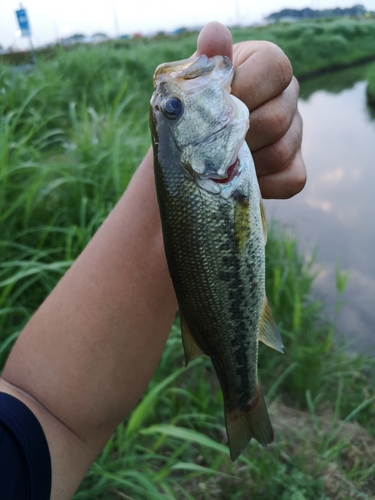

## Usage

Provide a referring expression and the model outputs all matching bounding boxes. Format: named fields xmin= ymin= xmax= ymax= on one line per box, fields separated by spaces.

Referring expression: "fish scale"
xmin=150 ymin=54 xmax=284 ymax=460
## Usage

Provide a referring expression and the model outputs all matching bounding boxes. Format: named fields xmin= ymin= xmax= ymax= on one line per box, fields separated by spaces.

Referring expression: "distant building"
xmin=60 ymin=34 xmax=86 ymax=46
xmin=91 ymin=33 xmax=109 ymax=43
xmin=172 ymin=27 xmax=188 ymax=35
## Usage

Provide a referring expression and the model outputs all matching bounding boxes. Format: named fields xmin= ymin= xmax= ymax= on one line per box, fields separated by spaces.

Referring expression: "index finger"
xmin=232 ymin=41 xmax=293 ymax=111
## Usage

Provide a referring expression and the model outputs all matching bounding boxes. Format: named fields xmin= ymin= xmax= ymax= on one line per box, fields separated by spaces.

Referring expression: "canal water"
xmin=264 ymin=64 xmax=375 ymax=352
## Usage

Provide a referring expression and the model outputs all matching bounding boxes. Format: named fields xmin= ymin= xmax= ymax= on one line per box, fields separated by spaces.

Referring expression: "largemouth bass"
xmin=150 ymin=55 xmax=283 ymax=461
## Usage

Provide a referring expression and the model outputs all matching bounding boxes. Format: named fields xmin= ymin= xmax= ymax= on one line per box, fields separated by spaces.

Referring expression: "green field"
xmin=1 ymin=18 xmax=375 ymax=499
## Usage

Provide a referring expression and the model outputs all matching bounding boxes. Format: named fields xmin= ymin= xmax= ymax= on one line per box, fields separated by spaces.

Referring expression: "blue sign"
xmin=15 ymin=8 xmax=31 ymax=37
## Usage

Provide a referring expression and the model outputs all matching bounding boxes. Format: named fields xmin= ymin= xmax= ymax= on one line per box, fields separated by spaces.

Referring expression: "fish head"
xmin=150 ymin=55 xmax=250 ymax=195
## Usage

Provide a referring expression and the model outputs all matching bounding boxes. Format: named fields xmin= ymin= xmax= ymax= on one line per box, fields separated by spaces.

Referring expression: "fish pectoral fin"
xmin=225 ymin=385 xmax=273 ymax=461
xmin=180 ymin=312 xmax=204 ymax=366
xmin=259 ymin=297 xmax=284 ymax=353
xmin=260 ymin=198 xmax=267 ymax=246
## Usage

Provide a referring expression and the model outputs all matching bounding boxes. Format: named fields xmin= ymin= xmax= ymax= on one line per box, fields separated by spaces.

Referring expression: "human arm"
xmin=0 ymin=22 xmax=305 ymax=499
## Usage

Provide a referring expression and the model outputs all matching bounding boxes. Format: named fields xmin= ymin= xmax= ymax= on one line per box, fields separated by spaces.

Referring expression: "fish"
xmin=150 ymin=54 xmax=283 ymax=461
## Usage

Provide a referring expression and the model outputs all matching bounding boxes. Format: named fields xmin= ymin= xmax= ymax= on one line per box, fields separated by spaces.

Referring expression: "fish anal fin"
xmin=260 ymin=198 xmax=267 ymax=245
xmin=225 ymin=385 xmax=273 ymax=461
xmin=259 ymin=297 xmax=284 ymax=353
xmin=180 ymin=312 xmax=204 ymax=366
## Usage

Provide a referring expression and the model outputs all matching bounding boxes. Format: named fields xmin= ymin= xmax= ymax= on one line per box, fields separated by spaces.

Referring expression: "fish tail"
xmin=225 ymin=385 xmax=273 ymax=461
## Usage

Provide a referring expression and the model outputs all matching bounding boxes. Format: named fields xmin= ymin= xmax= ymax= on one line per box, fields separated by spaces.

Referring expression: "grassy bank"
xmin=232 ymin=18 xmax=375 ymax=78
xmin=1 ymin=22 xmax=375 ymax=499
xmin=366 ymin=64 xmax=375 ymax=105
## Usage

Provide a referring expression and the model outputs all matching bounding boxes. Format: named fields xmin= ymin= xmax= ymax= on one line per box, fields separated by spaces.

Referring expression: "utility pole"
xmin=112 ymin=0 xmax=120 ymax=38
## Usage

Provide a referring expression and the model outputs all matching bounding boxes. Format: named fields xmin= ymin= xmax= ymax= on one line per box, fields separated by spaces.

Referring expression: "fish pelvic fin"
xmin=225 ymin=385 xmax=274 ymax=461
xmin=259 ymin=296 xmax=284 ymax=353
xmin=180 ymin=312 xmax=204 ymax=366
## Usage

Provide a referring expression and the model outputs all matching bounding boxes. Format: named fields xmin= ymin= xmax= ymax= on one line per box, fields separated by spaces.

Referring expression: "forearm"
xmin=1 ymin=147 xmax=177 ymax=493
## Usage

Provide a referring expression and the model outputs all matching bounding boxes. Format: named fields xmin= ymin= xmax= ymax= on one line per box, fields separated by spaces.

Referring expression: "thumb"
xmin=196 ymin=22 xmax=233 ymax=60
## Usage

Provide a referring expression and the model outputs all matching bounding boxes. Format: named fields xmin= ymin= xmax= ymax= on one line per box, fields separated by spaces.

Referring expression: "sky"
xmin=1 ymin=0 xmax=375 ymax=49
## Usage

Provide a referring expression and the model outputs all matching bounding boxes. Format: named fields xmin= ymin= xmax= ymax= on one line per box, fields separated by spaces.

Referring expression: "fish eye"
xmin=162 ymin=97 xmax=183 ymax=120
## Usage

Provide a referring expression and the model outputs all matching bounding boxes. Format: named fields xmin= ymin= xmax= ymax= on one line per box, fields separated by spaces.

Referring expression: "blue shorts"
xmin=0 ymin=392 xmax=51 ymax=499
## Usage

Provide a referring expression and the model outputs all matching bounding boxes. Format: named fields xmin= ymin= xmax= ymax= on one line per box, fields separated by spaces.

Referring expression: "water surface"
xmin=264 ymin=64 xmax=375 ymax=351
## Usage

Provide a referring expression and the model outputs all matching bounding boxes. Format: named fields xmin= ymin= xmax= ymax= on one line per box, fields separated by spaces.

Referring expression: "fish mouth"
xmin=153 ymin=55 xmax=233 ymax=91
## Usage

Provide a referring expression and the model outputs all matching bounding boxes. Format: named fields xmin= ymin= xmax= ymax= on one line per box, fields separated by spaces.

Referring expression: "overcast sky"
xmin=1 ymin=0 xmax=375 ymax=49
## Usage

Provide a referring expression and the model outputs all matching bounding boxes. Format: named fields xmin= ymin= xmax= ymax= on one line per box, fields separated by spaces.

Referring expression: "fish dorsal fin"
xmin=260 ymin=199 xmax=267 ymax=246
xmin=180 ymin=312 xmax=204 ymax=366
xmin=259 ymin=297 xmax=284 ymax=353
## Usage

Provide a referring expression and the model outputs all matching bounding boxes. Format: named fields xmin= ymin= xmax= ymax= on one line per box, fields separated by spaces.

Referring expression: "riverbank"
xmin=1 ymin=26 xmax=375 ymax=499
xmin=366 ymin=64 xmax=375 ymax=104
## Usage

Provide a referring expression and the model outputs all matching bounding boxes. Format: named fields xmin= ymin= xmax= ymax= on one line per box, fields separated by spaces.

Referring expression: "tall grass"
xmin=1 ymin=22 xmax=375 ymax=499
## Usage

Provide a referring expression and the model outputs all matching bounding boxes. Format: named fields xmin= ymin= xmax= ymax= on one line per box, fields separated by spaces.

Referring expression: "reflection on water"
xmin=265 ymin=64 xmax=375 ymax=352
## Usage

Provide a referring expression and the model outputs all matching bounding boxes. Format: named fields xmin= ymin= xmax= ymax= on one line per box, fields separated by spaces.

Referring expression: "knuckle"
xmin=271 ymin=138 xmax=291 ymax=166
xmin=293 ymin=167 xmax=307 ymax=195
xmin=292 ymin=76 xmax=300 ymax=98
xmin=271 ymin=107 xmax=290 ymax=138
xmin=285 ymin=159 xmax=307 ymax=198
xmin=253 ymin=103 xmax=291 ymax=142
xmin=263 ymin=42 xmax=293 ymax=89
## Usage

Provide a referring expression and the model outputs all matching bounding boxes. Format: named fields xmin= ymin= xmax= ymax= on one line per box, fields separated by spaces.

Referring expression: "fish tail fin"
xmin=225 ymin=385 xmax=273 ymax=461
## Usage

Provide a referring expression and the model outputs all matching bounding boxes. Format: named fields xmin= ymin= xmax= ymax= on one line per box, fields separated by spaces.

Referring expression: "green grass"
xmin=1 ymin=21 xmax=375 ymax=499
xmin=233 ymin=18 xmax=375 ymax=75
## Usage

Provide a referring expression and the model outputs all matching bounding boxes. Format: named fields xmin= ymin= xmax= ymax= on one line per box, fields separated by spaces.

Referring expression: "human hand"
xmin=197 ymin=22 xmax=306 ymax=199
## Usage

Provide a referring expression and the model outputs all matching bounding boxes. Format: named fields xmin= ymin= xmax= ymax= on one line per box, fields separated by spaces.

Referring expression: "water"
xmin=264 ymin=64 xmax=375 ymax=352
